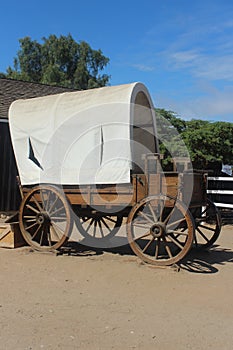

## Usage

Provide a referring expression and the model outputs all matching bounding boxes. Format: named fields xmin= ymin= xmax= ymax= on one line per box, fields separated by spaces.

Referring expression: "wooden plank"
xmin=91 ymin=193 xmax=134 ymax=206
xmin=135 ymin=175 xmax=147 ymax=201
xmin=163 ymin=173 xmax=179 ymax=198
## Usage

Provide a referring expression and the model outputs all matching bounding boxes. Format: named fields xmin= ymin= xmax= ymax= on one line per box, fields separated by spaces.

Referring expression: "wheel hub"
xmin=36 ymin=211 xmax=50 ymax=225
xmin=150 ymin=222 xmax=166 ymax=238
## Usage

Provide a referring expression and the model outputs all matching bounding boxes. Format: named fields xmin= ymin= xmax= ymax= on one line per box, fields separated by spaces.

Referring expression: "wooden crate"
xmin=0 ymin=223 xmax=26 ymax=248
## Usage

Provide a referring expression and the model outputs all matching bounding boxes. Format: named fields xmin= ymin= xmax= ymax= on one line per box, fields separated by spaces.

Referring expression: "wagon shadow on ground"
xmin=58 ymin=236 xmax=233 ymax=274
xmin=179 ymin=245 xmax=233 ymax=274
xmin=58 ymin=236 xmax=134 ymax=259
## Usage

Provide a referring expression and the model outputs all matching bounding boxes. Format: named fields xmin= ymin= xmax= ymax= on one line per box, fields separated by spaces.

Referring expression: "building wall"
xmin=0 ymin=121 xmax=21 ymax=212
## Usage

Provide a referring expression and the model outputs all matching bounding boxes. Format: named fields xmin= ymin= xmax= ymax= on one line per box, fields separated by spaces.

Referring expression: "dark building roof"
xmin=0 ymin=78 xmax=75 ymax=119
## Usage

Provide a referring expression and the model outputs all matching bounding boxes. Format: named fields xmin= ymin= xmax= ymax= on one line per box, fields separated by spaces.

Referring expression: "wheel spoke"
xmin=25 ymin=218 xmax=37 ymax=223
xmin=132 ymin=230 xmax=151 ymax=241
xmin=148 ymin=203 xmax=158 ymax=222
xmin=85 ymin=218 xmax=95 ymax=233
xmin=158 ymin=199 xmax=165 ymax=221
xmin=193 ymin=232 xmax=198 ymax=248
xmin=93 ymin=220 xmax=97 ymax=237
xmin=45 ymin=190 xmax=51 ymax=211
xmin=163 ymin=207 xmax=175 ymax=225
xmin=196 ymin=227 xmax=210 ymax=242
xmin=50 ymin=206 xmax=65 ymax=217
xmin=40 ymin=189 xmax=47 ymax=210
xmin=25 ymin=221 xmax=38 ymax=231
xmin=50 ymin=224 xmax=62 ymax=240
xmin=104 ymin=216 xmax=118 ymax=224
xmin=155 ymin=238 xmax=160 ymax=259
xmin=167 ymin=229 xmax=189 ymax=236
xmin=198 ymin=224 xmax=216 ymax=232
xmin=131 ymin=221 xmax=151 ymax=229
xmin=142 ymin=237 xmax=155 ymax=253
xmin=200 ymin=206 xmax=209 ymax=216
xmin=167 ymin=234 xmax=185 ymax=250
xmin=163 ymin=237 xmax=173 ymax=258
xmin=167 ymin=217 xmax=186 ymax=229
xmin=47 ymin=228 xmax=52 ymax=246
xmin=26 ymin=204 xmax=40 ymax=214
xmin=51 ymin=220 xmax=67 ymax=235
xmin=165 ymin=245 xmax=173 ymax=259
xmin=39 ymin=227 xmax=45 ymax=246
xmin=47 ymin=195 xmax=59 ymax=215
xmin=31 ymin=224 xmax=42 ymax=239
xmin=138 ymin=210 xmax=155 ymax=225
xmin=100 ymin=218 xmax=111 ymax=232
xmin=98 ymin=220 xmax=104 ymax=238
xmin=32 ymin=195 xmax=44 ymax=212
xmin=50 ymin=216 xmax=66 ymax=221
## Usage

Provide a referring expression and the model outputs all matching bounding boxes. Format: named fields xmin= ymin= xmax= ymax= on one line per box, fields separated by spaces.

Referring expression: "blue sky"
xmin=1 ymin=0 xmax=233 ymax=122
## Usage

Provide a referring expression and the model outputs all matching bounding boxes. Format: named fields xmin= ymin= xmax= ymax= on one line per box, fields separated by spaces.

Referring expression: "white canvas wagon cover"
xmin=9 ymin=82 xmax=157 ymax=185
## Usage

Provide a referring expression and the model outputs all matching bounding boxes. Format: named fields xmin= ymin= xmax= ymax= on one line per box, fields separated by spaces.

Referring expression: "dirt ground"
xmin=0 ymin=224 xmax=232 ymax=350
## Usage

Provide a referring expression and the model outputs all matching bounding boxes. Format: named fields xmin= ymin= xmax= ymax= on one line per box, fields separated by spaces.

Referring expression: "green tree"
xmin=183 ymin=120 xmax=233 ymax=169
xmin=3 ymin=34 xmax=110 ymax=89
xmin=155 ymin=108 xmax=186 ymax=134
xmin=155 ymin=108 xmax=189 ymax=169
xmin=156 ymin=109 xmax=233 ymax=172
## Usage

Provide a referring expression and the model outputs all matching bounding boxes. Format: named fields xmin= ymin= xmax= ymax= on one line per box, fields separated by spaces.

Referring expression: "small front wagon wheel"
xmin=19 ymin=185 xmax=72 ymax=251
xmin=127 ymin=195 xmax=194 ymax=266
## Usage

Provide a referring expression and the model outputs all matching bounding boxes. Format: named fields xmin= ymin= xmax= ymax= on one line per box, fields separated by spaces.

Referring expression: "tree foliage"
xmin=156 ymin=108 xmax=233 ymax=172
xmin=3 ymin=34 xmax=110 ymax=89
xmin=155 ymin=108 xmax=189 ymax=169
xmin=183 ymin=120 xmax=233 ymax=168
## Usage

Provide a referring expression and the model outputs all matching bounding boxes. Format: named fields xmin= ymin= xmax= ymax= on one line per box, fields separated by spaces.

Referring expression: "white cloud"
xmin=171 ymin=50 xmax=200 ymax=63
xmin=132 ymin=63 xmax=155 ymax=72
xmin=169 ymin=50 xmax=233 ymax=81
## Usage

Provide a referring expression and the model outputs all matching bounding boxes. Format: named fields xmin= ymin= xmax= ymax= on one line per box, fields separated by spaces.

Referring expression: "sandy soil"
xmin=0 ymin=225 xmax=232 ymax=350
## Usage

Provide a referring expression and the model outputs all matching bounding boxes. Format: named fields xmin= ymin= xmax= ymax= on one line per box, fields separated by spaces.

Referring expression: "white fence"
xmin=207 ymin=177 xmax=233 ymax=209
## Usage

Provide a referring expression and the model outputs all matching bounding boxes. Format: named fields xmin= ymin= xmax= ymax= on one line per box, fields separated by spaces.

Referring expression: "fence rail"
xmin=207 ymin=177 xmax=233 ymax=209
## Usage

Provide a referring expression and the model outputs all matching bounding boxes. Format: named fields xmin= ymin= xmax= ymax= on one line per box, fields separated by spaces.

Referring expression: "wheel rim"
xmin=76 ymin=214 xmax=123 ymax=240
xmin=127 ymin=195 xmax=194 ymax=266
xmin=19 ymin=186 xmax=72 ymax=251
xmin=193 ymin=199 xmax=221 ymax=249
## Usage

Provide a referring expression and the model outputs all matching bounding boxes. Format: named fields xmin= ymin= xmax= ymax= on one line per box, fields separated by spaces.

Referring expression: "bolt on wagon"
xmin=8 ymin=83 xmax=221 ymax=265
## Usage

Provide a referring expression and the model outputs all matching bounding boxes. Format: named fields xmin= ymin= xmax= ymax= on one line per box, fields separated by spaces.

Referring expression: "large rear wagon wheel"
xmin=19 ymin=185 xmax=72 ymax=252
xmin=127 ymin=195 xmax=194 ymax=266
xmin=193 ymin=199 xmax=221 ymax=250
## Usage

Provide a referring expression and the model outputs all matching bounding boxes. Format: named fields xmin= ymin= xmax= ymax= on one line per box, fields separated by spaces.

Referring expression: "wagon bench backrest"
xmin=9 ymin=82 xmax=158 ymax=186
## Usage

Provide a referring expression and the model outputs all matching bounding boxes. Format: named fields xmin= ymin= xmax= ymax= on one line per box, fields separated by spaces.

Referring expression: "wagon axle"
xmin=150 ymin=222 xmax=166 ymax=238
xmin=36 ymin=211 xmax=50 ymax=225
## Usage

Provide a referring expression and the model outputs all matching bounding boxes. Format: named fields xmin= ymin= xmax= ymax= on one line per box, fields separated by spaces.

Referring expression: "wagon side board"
xmin=21 ymin=172 xmax=207 ymax=210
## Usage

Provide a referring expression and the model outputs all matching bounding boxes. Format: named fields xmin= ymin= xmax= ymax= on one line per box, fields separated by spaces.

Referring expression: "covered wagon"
xmin=8 ymin=82 xmax=221 ymax=265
